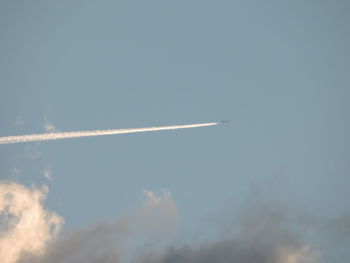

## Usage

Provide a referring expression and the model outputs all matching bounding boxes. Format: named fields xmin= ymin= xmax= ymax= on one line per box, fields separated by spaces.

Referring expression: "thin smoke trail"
xmin=0 ymin=122 xmax=220 ymax=144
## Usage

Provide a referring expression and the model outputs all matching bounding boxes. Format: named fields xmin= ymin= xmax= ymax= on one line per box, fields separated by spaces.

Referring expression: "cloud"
xmin=18 ymin=187 xmax=321 ymax=263
xmin=21 ymin=223 xmax=122 ymax=263
xmin=43 ymin=116 xmax=57 ymax=133
xmin=324 ymin=212 xmax=350 ymax=245
xmin=135 ymin=201 xmax=319 ymax=263
xmin=117 ymin=189 xmax=179 ymax=237
xmin=0 ymin=182 xmax=64 ymax=263
xmin=2 ymin=180 xmax=331 ymax=263
xmin=136 ymin=241 xmax=317 ymax=263
xmin=20 ymin=189 xmax=179 ymax=263
xmin=43 ymin=167 xmax=53 ymax=181
xmin=43 ymin=123 xmax=57 ymax=133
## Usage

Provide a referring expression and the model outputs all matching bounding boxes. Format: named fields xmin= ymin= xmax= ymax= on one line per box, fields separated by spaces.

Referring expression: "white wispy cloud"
xmin=43 ymin=116 xmax=57 ymax=133
xmin=43 ymin=167 xmax=53 ymax=181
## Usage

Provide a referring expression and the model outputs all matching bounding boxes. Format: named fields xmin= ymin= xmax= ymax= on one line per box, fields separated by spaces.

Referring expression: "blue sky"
xmin=1 ymin=1 xmax=350 ymax=262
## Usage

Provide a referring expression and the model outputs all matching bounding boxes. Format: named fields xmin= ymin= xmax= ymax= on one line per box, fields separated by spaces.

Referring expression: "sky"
xmin=0 ymin=1 xmax=349 ymax=263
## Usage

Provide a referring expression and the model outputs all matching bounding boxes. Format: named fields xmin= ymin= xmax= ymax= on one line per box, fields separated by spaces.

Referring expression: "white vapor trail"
xmin=0 ymin=122 xmax=219 ymax=144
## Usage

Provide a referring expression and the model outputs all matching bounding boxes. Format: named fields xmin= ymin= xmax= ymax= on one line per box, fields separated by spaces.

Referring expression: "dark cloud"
xmin=136 ymin=239 xmax=293 ymax=263
xmin=20 ymin=223 xmax=121 ymax=263
xmin=22 ymin=203 xmax=315 ymax=263
xmin=21 ymin=184 xmax=350 ymax=263
xmin=134 ymin=201 xmax=316 ymax=263
xmin=7 ymin=182 xmax=350 ymax=263
xmin=328 ymin=212 xmax=350 ymax=241
xmin=17 ymin=189 xmax=178 ymax=263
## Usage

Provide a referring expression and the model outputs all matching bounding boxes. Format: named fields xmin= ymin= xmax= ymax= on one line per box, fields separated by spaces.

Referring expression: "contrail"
xmin=0 ymin=122 xmax=220 ymax=145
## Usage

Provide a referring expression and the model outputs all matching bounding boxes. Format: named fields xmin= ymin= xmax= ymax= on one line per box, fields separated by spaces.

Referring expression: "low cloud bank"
xmin=16 ymin=187 xmax=179 ymax=263
xmin=2 ymin=181 xmax=350 ymax=263
xmin=136 ymin=201 xmax=319 ymax=263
